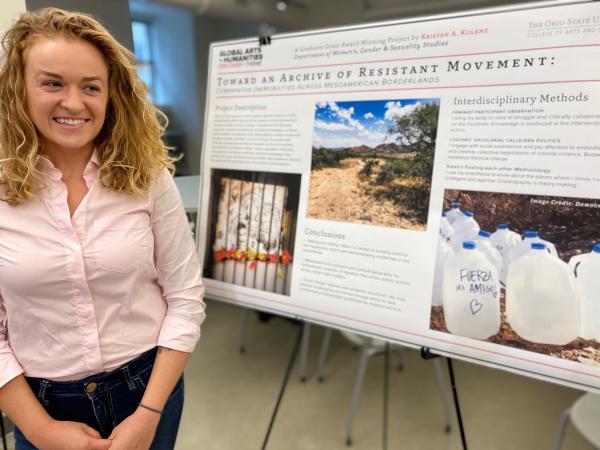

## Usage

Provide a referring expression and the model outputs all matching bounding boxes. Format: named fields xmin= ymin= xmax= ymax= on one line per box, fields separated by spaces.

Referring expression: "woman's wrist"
xmin=0 ymin=375 xmax=53 ymax=444
xmin=135 ymin=405 xmax=162 ymax=426
xmin=25 ymin=417 xmax=56 ymax=447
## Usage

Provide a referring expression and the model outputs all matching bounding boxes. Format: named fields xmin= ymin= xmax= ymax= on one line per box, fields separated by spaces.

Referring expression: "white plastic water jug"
xmin=569 ymin=243 xmax=600 ymax=340
xmin=473 ymin=230 xmax=503 ymax=273
xmin=501 ymin=230 xmax=558 ymax=284
xmin=432 ymin=239 xmax=454 ymax=307
xmin=506 ymin=242 xmax=579 ymax=345
xmin=442 ymin=241 xmax=501 ymax=339
xmin=445 ymin=202 xmax=463 ymax=224
xmin=439 ymin=214 xmax=454 ymax=243
xmin=450 ymin=211 xmax=480 ymax=251
xmin=490 ymin=224 xmax=521 ymax=257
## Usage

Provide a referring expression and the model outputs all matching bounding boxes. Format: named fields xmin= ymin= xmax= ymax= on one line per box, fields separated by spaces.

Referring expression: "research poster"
xmin=196 ymin=0 xmax=600 ymax=392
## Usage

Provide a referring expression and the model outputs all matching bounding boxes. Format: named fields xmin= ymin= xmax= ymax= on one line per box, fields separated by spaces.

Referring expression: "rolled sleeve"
xmin=0 ymin=293 xmax=24 ymax=388
xmin=152 ymin=170 xmax=206 ymax=353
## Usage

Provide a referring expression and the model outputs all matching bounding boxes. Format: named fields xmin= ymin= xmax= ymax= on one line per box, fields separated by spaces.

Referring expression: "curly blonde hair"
xmin=0 ymin=7 xmax=175 ymax=205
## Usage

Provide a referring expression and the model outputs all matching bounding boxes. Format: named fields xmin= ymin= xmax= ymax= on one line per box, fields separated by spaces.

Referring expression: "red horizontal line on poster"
xmin=215 ymin=79 xmax=600 ymax=100
xmin=216 ymin=43 xmax=600 ymax=76
xmin=209 ymin=285 xmax=600 ymax=381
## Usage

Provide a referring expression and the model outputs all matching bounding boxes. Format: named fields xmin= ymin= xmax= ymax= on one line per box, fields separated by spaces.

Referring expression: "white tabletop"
xmin=174 ymin=175 xmax=200 ymax=213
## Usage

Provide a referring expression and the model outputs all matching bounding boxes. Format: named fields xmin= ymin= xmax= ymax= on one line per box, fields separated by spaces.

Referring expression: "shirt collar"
xmin=35 ymin=148 xmax=101 ymax=184
xmin=35 ymin=154 xmax=62 ymax=182
xmin=35 ymin=153 xmax=56 ymax=170
xmin=83 ymin=149 xmax=100 ymax=187
xmin=89 ymin=148 xmax=100 ymax=168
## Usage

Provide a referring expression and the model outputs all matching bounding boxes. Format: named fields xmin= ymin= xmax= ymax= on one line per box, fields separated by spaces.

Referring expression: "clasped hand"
xmin=31 ymin=408 xmax=160 ymax=450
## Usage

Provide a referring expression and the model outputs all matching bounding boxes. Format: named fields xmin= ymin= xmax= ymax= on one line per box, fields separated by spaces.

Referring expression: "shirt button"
xmin=86 ymin=382 xmax=98 ymax=393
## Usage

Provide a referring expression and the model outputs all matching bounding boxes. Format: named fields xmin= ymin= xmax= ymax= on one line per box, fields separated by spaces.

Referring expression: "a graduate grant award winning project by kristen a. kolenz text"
xmin=196 ymin=0 xmax=600 ymax=392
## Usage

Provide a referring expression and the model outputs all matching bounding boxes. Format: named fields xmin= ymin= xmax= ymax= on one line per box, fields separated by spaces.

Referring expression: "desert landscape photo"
xmin=308 ymin=98 xmax=440 ymax=230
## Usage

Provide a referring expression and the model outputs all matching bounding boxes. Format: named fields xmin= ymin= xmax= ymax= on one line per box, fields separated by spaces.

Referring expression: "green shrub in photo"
xmin=359 ymin=159 xmax=379 ymax=177
xmin=311 ymin=148 xmax=349 ymax=170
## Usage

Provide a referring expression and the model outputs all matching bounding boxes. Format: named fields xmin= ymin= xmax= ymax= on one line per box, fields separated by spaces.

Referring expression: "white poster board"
xmin=197 ymin=0 xmax=600 ymax=392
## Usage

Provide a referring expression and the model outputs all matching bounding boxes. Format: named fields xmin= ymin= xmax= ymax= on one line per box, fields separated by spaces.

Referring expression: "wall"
xmin=25 ymin=0 xmax=133 ymax=50
xmin=2 ymin=0 xmax=26 ymax=35
xmin=305 ymin=0 xmax=535 ymax=28
xmin=130 ymin=1 xmax=201 ymax=175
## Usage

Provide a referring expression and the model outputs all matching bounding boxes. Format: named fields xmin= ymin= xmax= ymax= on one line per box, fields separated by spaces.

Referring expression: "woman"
xmin=0 ymin=8 xmax=205 ymax=450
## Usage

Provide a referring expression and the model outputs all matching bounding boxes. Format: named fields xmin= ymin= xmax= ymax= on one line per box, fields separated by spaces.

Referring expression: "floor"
xmin=174 ymin=299 xmax=591 ymax=450
xmin=5 ymin=298 xmax=592 ymax=450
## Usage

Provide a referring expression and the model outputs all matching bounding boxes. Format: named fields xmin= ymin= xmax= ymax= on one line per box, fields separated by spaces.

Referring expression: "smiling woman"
xmin=0 ymin=8 xmax=176 ymax=206
xmin=25 ymin=37 xmax=108 ymax=147
xmin=0 ymin=8 xmax=205 ymax=450
xmin=24 ymin=37 xmax=109 ymax=214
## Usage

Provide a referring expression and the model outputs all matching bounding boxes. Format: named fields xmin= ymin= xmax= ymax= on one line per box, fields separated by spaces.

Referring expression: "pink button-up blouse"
xmin=0 ymin=152 xmax=205 ymax=388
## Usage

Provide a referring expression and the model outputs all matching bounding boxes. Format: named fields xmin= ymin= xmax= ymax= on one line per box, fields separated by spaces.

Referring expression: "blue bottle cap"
xmin=451 ymin=202 xmax=460 ymax=208
xmin=593 ymin=243 xmax=600 ymax=253
xmin=497 ymin=223 xmax=508 ymax=229
xmin=531 ymin=242 xmax=546 ymax=250
xmin=478 ymin=230 xmax=491 ymax=238
xmin=464 ymin=210 xmax=474 ymax=217
xmin=463 ymin=241 xmax=476 ymax=250
xmin=524 ymin=231 xmax=538 ymax=238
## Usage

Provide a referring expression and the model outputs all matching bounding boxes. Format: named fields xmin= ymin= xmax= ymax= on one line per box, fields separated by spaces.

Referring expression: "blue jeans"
xmin=14 ymin=347 xmax=184 ymax=450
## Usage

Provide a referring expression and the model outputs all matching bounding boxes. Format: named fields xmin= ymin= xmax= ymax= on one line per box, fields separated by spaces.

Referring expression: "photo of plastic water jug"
xmin=506 ymin=243 xmax=579 ymax=345
xmin=433 ymin=239 xmax=454 ymax=307
xmin=501 ymin=230 xmax=558 ymax=285
xmin=473 ymin=230 xmax=503 ymax=273
xmin=439 ymin=213 xmax=454 ymax=243
xmin=450 ymin=210 xmax=480 ymax=251
xmin=490 ymin=223 xmax=521 ymax=257
xmin=569 ymin=243 xmax=600 ymax=341
xmin=445 ymin=202 xmax=463 ymax=224
xmin=442 ymin=241 xmax=501 ymax=339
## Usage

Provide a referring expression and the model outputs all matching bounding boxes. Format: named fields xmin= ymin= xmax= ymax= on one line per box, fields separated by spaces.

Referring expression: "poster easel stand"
xmin=421 ymin=347 xmax=468 ymax=450
xmin=261 ymin=324 xmax=303 ymax=450
xmin=382 ymin=343 xmax=390 ymax=450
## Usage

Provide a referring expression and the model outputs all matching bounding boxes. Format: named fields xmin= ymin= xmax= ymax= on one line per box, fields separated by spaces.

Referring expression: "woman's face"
xmin=24 ymin=36 xmax=109 ymax=156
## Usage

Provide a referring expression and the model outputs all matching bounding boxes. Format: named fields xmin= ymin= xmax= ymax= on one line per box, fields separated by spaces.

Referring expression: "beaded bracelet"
xmin=139 ymin=403 xmax=163 ymax=415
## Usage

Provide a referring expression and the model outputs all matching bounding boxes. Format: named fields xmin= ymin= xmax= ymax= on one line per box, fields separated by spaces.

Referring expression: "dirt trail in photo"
xmin=307 ymin=158 xmax=425 ymax=230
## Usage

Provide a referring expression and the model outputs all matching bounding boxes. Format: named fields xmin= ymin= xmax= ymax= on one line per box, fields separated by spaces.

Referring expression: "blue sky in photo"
xmin=313 ymin=98 xmax=439 ymax=149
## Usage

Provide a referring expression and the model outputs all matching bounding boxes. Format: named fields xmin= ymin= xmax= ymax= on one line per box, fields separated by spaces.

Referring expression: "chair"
xmin=239 ymin=309 xmax=312 ymax=381
xmin=317 ymin=328 xmax=452 ymax=446
xmin=553 ymin=392 xmax=600 ymax=450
